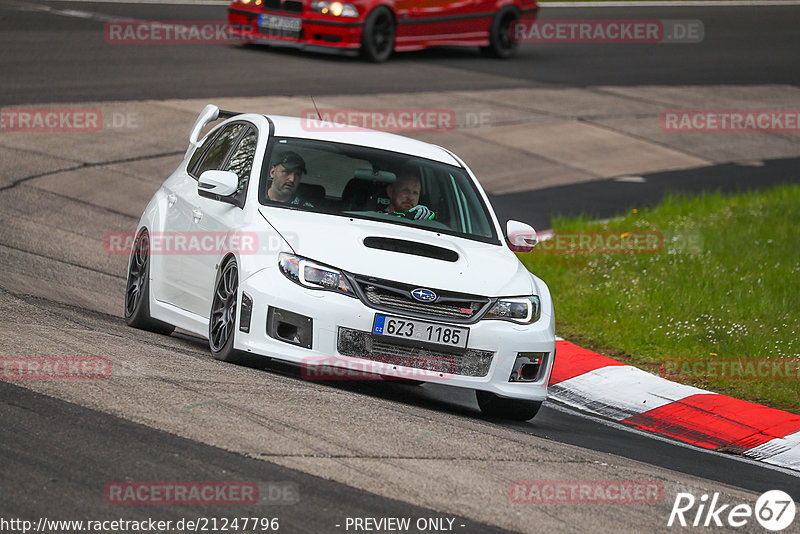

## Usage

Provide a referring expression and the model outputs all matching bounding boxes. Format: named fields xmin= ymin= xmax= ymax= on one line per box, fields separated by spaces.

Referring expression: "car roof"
xmin=263 ymin=114 xmax=461 ymax=167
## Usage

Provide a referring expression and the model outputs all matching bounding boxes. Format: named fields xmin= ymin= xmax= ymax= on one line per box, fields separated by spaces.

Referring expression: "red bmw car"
xmin=228 ymin=0 xmax=538 ymax=62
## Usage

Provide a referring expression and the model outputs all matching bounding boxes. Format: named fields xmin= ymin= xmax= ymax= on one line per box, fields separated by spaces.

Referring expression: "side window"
xmin=187 ymin=130 xmax=219 ymax=176
xmin=193 ymin=123 xmax=246 ymax=178
xmin=224 ymin=127 xmax=258 ymax=198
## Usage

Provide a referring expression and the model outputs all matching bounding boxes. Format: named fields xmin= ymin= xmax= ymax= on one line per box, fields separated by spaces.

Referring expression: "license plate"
xmin=258 ymin=14 xmax=301 ymax=32
xmin=372 ymin=314 xmax=469 ymax=350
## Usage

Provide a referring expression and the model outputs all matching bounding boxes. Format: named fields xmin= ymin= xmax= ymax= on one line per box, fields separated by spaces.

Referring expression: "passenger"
xmin=383 ymin=171 xmax=435 ymax=220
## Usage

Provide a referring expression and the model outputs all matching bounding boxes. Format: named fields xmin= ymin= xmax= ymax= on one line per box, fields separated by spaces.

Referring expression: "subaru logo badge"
xmin=411 ymin=288 xmax=437 ymax=302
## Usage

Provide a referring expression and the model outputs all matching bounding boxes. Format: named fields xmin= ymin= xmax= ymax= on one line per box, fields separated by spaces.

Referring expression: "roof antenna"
xmin=310 ymin=96 xmax=322 ymax=121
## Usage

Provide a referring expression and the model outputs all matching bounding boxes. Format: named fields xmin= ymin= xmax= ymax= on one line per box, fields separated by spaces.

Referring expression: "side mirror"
xmin=198 ymin=170 xmax=239 ymax=198
xmin=506 ymin=220 xmax=537 ymax=253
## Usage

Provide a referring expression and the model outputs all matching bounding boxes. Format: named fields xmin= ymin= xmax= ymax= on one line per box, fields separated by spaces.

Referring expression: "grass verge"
xmin=520 ymin=182 xmax=800 ymax=413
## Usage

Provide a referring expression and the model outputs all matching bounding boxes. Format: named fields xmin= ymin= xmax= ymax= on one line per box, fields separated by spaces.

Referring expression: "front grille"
xmin=284 ymin=1 xmax=303 ymax=13
xmin=337 ymin=327 xmax=494 ymax=377
xmin=259 ymin=0 xmax=300 ymax=13
xmin=352 ymin=276 xmax=491 ymax=324
xmin=364 ymin=288 xmax=480 ymax=320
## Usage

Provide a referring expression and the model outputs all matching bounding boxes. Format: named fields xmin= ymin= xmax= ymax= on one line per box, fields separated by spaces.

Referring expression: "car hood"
xmin=259 ymin=208 xmax=533 ymax=297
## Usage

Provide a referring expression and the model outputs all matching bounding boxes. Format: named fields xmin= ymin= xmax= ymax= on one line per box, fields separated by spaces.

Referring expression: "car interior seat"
xmin=297 ymin=183 xmax=326 ymax=205
xmin=341 ymin=178 xmax=390 ymax=211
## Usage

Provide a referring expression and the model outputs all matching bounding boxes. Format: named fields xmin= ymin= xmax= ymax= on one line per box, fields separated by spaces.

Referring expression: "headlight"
xmin=279 ymin=253 xmax=356 ymax=297
xmin=486 ymin=296 xmax=541 ymax=324
xmin=310 ymin=1 xmax=358 ymax=17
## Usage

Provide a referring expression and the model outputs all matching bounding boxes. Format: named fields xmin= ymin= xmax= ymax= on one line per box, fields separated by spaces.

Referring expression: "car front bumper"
xmin=228 ymin=7 xmax=363 ymax=53
xmin=234 ymin=265 xmax=555 ymax=401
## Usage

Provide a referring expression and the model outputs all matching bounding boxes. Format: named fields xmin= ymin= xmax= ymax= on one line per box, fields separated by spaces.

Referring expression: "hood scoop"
xmin=363 ymin=237 xmax=459 ymax=262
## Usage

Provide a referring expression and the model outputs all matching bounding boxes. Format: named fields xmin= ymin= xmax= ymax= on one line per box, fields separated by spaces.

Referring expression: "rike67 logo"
xmin=668 ymin=490 xmax=796 ymax=531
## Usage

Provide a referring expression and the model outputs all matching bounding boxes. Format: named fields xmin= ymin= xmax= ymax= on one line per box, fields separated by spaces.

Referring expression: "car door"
xmin=187 ymin=125 xmax=259 ymax=319
xmin=152 ymin=127 xmax=220 ymax=308
xmin=395 ymin=0 xmax=479 ymax=46
xmin=164 ymin=122 xmax=248 ymax=315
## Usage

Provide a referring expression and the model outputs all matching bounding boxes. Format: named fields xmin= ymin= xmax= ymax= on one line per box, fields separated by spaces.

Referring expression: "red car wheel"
xmin=481 ymin=7 xmax=520 ymax=59
xmin=360 ymin=7 xmax=395 ymax=62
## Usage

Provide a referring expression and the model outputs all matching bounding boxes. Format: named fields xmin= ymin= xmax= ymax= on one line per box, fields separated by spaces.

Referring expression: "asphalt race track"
xmin=1 ymin=1 xmax=799 ymax=533
xmin=2 ymin=1 xmax=800 ymax=104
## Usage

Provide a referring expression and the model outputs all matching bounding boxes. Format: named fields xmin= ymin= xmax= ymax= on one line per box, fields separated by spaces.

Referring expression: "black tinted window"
xmin=187 ymin=130 xmax=219 ymax=177
xmin=194 ymin=123 xmax=245 ymax=177
xmin=225 ymin=127 xmax=258 ymax=204
xmin=225 ymin=128 xmax=257 ymax=187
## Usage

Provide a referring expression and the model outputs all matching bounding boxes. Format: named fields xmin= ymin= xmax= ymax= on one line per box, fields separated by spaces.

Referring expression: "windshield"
xmin=258 ymin=137 xmax=500 ymax=244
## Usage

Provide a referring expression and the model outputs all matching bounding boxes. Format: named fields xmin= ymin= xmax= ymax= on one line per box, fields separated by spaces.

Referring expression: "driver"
xmin=267 ymin=151 xmax=314 ymax=207
xmin=383 ymin=171 xmax=435 ymax=220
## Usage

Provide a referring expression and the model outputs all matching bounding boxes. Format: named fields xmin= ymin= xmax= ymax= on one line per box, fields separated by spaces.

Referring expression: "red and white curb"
xmin=548 ymin=339 xmax=800 ymax=472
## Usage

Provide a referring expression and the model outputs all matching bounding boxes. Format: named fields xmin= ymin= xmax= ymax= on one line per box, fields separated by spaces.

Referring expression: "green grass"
xmin=520 ymin=183 xmax=800 ymax=413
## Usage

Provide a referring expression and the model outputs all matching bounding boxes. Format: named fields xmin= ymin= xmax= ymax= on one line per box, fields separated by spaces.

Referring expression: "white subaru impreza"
xmin=125 ymin=105 xmax=555 ymax=420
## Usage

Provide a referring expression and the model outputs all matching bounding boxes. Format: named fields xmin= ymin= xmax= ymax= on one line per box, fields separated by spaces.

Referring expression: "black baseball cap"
xmin=273 ymin=151 xmax=307 ymax=174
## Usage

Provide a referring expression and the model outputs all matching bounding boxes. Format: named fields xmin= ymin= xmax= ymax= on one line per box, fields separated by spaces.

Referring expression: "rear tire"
xmin=476 ymin=390 xmax=541 ymax=421
xmin=209 ymin=257 xmax=246 ymax=363
xmin=480 ymin=8 xmax=519 ymax=59
xmin=124 ymin=229 xmax=175 ymax=335
xmin=361 ymin=7 xmax=395 ymax=62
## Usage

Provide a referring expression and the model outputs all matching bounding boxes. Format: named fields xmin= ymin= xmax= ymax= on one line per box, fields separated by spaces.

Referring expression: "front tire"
xmin=209 ymin=257 xmax=245 ymax=363
xmin=480 ymin=8 xmax=519 ymax=59
xmin=360 ymin=7 xmax=395 ymax=62
xmin=476 ymin=390 xmax=541 ymax=421
xmin=124 ymin=229 xmax=175 ymax=335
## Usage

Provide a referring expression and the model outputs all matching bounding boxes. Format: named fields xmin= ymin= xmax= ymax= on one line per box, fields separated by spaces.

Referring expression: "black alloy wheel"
xmin=209 ymin=258 xmax=245 ymax=363
xmin=361 ymin=7 xmax=395 ymax=62
xmin=481 ymin=8 xmax=520 ymax=59
xmin=124 ymin=229 xmax=175 ymax=335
